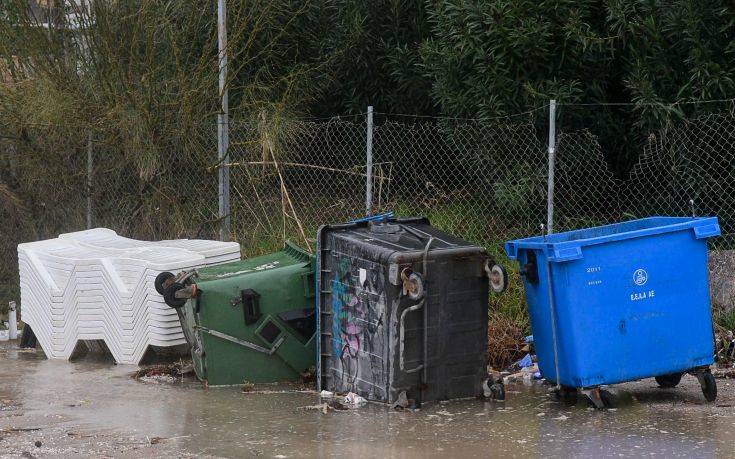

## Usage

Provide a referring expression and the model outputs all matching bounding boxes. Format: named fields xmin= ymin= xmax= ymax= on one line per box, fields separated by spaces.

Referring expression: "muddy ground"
xmin=1 ymin=341 xmax=735 ymax=458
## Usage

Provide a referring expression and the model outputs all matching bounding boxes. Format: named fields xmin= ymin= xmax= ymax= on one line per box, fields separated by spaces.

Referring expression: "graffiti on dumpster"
xmin=331 ymin=257 xmax=386 ymax=399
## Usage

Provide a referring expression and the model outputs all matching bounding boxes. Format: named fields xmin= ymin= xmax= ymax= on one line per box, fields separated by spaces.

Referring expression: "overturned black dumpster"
xmin=316 ymin=217 xmax=507 ymax=406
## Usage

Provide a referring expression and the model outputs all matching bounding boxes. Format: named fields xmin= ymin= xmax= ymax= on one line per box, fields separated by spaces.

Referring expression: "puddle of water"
xmin=1 ymin=342 xmax=734 ymax=458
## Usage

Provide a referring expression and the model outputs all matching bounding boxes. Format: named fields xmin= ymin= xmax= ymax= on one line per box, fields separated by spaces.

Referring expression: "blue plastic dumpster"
xmin=505 ymin=217 xmax=720 ymax=407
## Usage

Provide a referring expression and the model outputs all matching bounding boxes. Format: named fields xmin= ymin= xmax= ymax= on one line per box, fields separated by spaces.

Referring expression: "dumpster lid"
xmin=195 ymin=241 xmax=313 ymax=281
xmin=505 ymin=217 xmax=720 ymax=262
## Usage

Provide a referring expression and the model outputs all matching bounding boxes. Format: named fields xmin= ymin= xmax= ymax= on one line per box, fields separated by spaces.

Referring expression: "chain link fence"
xmin=2 ymin=101 xmax=735 ymax=319
xmin=225 ymin=105 xmax=735 ymax=253
xmin=227 ymin=117 xmax=368 ymax=254
xmin=553 ymin=105 xmax=735 ymax=247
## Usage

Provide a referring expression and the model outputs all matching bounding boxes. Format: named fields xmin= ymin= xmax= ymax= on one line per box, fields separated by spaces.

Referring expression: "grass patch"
xmin=715 ymin=309 xmax=735 ymax=332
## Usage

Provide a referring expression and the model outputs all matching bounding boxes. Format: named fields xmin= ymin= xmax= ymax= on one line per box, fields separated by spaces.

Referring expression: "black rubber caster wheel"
xmin=599 ymin=388 xmax=618 ymax=408
xmin=163 ymin=282 xmax=187 ymax=309
xmin=155 ymin=271 xmax=175 ymax=295
xmin=488 ymin=263 xmax=509 ymax=294
xmin=491 ymin=382 xmax=505 ymax=401
xmin=553 ymin=385 xmax=578 ymax=406
xmin=699 ymin=371 xmax=717 ymax=403
xmin=655 ymin=373 xmax=683 ymax=388
xmin=583 ymin=387 xmax=616 ymax=409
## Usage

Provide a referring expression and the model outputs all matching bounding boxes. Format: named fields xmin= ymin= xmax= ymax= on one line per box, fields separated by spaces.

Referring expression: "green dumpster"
xmin=158 ymin=242 xmax=316 ymax=386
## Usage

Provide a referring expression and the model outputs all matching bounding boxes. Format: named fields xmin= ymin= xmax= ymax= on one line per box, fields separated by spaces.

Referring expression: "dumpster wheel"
xmin=488 ymin=382 xmax=505 ymax=401
xmin=163 ymin=282 xmax=187 ymax=309
xmin=655 ymin=372 xmax=683 ymax=388
xmin=551 ymin=385 xmax=578 ymax=406
xmin=581 ymin=387 xmax=617 ymax=409
xmin=695 ymin=370 xmax=717 ymax=402
xmin=155 ymin=271 xmax=175 ymax=295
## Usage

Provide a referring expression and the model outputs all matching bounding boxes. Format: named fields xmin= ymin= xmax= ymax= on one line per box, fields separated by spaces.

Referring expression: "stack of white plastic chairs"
xmin=18 ymin=228 xmax=241 ymax=364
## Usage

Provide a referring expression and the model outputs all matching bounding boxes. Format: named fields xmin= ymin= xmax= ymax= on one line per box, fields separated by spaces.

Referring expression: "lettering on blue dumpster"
xmin=630 ymin=290 xmax=655 ymax=301
xmin=585 ymin=266 xmax=603 ymax=286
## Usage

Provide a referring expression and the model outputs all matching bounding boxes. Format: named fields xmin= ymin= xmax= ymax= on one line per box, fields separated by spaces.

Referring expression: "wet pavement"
xmin=2 ymin=341 xmax=735 ymax=458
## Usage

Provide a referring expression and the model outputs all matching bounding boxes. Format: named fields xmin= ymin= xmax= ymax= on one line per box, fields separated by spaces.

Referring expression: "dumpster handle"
xmin=421 ymin=237 xmax=435 ymax=391
xmin=194 ymin=325 xmax=285 ymax=355
xmin=399 ymin=299 xmax=425 ymax=374
xmin=545 ymin=259 xmax=562 ymax=390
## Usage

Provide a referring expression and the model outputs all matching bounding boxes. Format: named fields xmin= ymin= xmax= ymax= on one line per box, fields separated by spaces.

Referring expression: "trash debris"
xmin=514 ymin=353 xmax=533 ymax=369
xmin=33 ymin=441 xmax=41 ymax=448
xmin=520 ymin=335 xmax=535 ymax=354
xmin=503 ymin=363 xmax=540 ymax=385
xmin=392 ymin=391 xmax=409 ymax=410
xmin=716 ymin=328 xmax=735 ymax=365
xmin=66 ymin=402 xmax=84 ymax=408
xmin=343 ymin=392 xmax=367 ymax=407
xmin=242 ymin=381 xmax=255 ymax=392
xmin=345 ymin=392 xmax=367 ymax=407
xmin=1 ymin=427 xmax=42 ymax=433
xmin=132 ymin=360 xmax=195 ymax=383
xmin=297 ymin=403 xmax=332 ymax=414
xmin=299 ymin=391 xmax=367 ymax=413
xmin=148 ymin=435 xmax=190 ymax=445
xmin=140 ymin=374 xmax=177 ymax=384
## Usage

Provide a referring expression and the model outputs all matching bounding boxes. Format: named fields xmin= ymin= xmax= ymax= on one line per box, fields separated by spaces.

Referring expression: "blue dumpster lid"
xmin=505 ymin=216 xmax=720 ymax=262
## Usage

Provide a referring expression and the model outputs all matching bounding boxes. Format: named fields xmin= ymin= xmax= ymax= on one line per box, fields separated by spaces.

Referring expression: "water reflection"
xmin=1 ymin=343 xmax=732 ymax=458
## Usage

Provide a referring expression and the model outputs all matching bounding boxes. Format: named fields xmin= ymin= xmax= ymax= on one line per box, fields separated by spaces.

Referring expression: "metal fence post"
xmin=87 ymin=131 xmax=92 ymax=229
xmin=546 ymin=99 xmax=557 ymax=234
xmin=217 ymin=0 xmax=230 ymax=241
xmin=365 ymin=106 xmax=374 ymax=215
